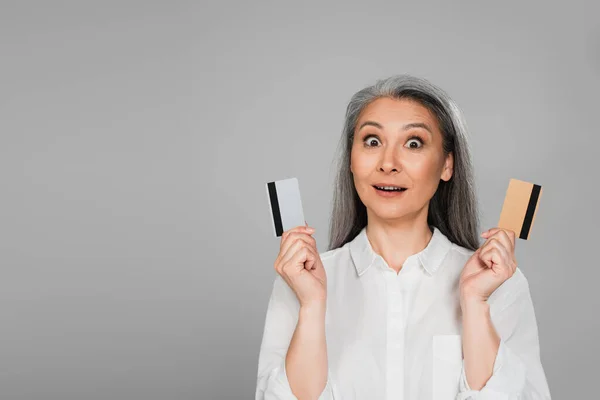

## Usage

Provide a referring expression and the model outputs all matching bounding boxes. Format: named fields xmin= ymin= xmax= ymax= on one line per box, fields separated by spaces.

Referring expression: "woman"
xmin=255 ymin=74 xmax=551 ymax=400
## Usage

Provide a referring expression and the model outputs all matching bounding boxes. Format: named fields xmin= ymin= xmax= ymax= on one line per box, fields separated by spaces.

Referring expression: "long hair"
xmin=327 ymin=74 xmax=481 ymax=252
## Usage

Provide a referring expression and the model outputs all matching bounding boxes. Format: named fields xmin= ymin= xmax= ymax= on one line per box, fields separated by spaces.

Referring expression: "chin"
xmin=369 ymin=204 xmax=410 ymax=219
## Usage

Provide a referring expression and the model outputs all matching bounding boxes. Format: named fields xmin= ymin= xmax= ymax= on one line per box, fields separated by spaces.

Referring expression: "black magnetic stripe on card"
xmin=519 ymin=184 xmax=541 ymax=240
xmin=267 ymin=182 xmax=283 ymax=236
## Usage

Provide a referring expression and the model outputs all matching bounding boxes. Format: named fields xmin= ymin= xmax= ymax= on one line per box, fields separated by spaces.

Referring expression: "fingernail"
xmin=306 ymin=227 xmax=315 ymax=232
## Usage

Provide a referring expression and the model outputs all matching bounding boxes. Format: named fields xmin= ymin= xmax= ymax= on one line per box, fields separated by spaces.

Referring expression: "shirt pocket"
xmin=432 ymin=334 xmax=463 ymax=400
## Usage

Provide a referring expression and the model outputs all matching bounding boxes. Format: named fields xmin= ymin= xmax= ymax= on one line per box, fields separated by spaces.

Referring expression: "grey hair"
xmin=327 ymin=74 xmax=481 ymax=252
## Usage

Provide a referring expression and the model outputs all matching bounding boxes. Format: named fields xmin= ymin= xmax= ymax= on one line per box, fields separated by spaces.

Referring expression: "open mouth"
xmin=373 ymin=185 xmax=407 ymax=192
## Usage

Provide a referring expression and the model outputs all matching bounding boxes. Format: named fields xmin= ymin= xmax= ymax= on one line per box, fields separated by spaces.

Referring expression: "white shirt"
xmin=255 ymin=226 xmax=551 ymax=399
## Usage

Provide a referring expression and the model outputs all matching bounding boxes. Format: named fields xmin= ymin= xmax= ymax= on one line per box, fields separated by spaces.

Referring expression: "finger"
xmin=295 ymin=245 xmax=315 ymax=271
xmin=283 ymin=229 xmax=317 ymax=248
xmin=276 ymin=236 xmax=305 ymax=274
xmin=282 ymin=224 xmax=315 ymax=241
xmin=481 ymin=228 xmax=510 ymax=246
xmin=482 ymin=237 xmax=513 ymax=263
xmin=480 ymin=233 xmax=516 ymax=266
xmin=489 ymin=239 xmax=517 ymax=273
xmin=477 ymin=234 xmax=495 ymax=256
xmin=304 ymin=246 xmax=317 ymax=271
xmin=480 ymin=246 xmax=514 ymax=278
xmin=482 ymin=227 xmax=516 ymax=249
xmin=276 ymin=238 xmax=306 ymax=275
xmin=282 ymin=243 xmax=319 ymax=276
xmin=480 ymin=231 xmax=514 ymax=262
xmin=279 ymin=237 xmax=318 ymax=274
xmin=479 ymin=246 xmax=502 ymax=271
xmin=481 ymin=227 xmax=508 ymax=237
xmin=279 ymin=231 xmax=317 ymax=259
xmin=493 ymin=229 xmax=515 ymax=253
xmin=281 ymin=225 xmax=316 ymax=250
xmin=289 ymin=240 xmax=318 ymax=271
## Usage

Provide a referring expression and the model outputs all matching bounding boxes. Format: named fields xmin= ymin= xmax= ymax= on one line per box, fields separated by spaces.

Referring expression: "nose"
xmin=378 ymin=146 xmax=400 ymax=173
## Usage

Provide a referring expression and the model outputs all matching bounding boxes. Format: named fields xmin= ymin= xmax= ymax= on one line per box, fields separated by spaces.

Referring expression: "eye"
xmin=405 ymin=135 xmax=424 ymax=149
xmin=363 ymin=135 xmax=381 ymax=147
xmin=362 ymin=134 xmax=424 ymax=149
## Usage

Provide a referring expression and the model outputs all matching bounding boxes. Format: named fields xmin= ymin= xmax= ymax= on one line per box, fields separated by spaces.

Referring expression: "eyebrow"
xmin=357 ymin=121 xmax=433 ymax=136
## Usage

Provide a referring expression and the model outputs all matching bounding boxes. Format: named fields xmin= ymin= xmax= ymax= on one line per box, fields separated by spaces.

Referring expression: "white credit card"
xmin=265 ymin=177 xmax=306 ymax=237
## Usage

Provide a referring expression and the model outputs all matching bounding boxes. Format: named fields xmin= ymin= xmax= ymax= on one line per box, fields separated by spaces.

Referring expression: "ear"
xmin=441 ymin=152 xmax=454 ymax=182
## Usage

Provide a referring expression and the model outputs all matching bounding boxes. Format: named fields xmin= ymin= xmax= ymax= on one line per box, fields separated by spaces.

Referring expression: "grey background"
xmin=1 ymin=1 xmax=598 ymax=399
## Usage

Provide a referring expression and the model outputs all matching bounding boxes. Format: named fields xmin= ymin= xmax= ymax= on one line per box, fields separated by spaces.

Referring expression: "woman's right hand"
xmin=273 ymin=222 xmax=327 ymax=309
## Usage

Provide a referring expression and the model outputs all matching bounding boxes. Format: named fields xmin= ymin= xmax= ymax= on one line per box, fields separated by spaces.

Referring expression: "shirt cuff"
xmin=262 ymin=358 xmax=335 ymax=400
xmin=457 ymin=339 xmax=526 ymax=399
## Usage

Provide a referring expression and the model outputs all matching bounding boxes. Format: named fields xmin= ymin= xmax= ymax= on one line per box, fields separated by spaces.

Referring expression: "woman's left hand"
xmin=459 ymin=227 xmax=518 ymax=302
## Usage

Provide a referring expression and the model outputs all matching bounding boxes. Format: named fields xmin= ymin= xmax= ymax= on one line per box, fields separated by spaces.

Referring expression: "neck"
xmin=365 ymin=209 xmax=433 ymax=273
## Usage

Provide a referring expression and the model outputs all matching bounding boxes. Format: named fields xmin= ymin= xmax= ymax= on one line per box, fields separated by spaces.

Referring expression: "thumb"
xmin=305 ymin=250 xmax=315 ymax=270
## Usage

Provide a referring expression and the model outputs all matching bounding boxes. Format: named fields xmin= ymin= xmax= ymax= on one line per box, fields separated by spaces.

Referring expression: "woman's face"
xmin=350 ymin=97 xmax=454 ymax=222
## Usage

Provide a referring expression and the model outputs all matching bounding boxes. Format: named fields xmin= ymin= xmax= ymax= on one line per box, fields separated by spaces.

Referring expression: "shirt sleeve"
xmin=255 ymin=274 xmax=336 ymax=400
xmin=456 ymin=269 xmax=551 ymax=400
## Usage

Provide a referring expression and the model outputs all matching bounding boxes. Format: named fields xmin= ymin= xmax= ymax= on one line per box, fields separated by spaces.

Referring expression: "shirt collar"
xmin=349 ymin=225 xmax=452 ymax=277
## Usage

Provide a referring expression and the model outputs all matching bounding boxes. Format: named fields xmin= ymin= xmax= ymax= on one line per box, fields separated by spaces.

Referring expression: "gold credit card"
xmin=497 ymin=178 xmax=543 ymax=240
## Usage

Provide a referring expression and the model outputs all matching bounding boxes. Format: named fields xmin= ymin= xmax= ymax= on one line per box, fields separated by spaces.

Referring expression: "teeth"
xmin=376 ymin=186 xmax=405 ymax=191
